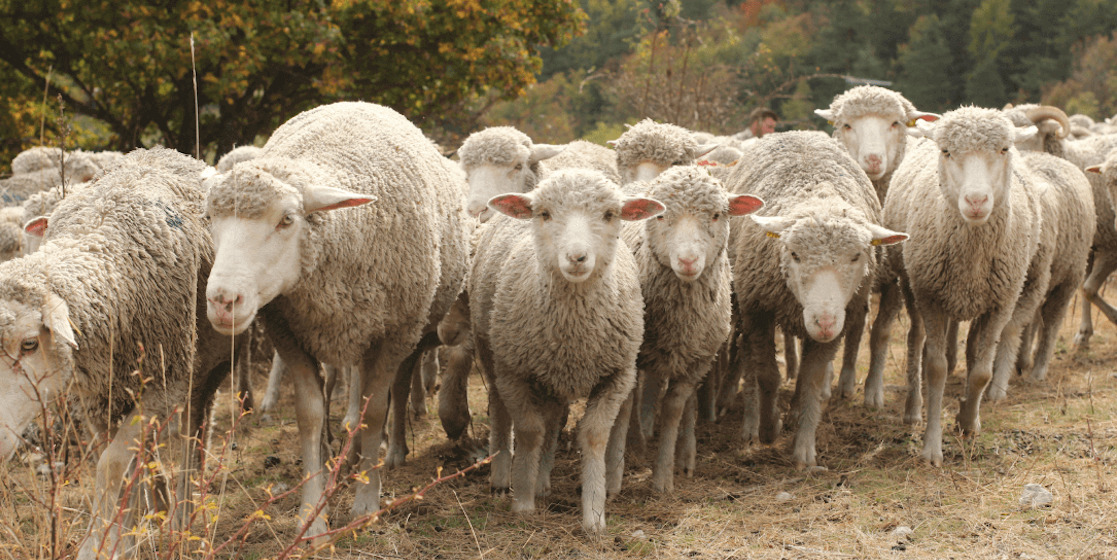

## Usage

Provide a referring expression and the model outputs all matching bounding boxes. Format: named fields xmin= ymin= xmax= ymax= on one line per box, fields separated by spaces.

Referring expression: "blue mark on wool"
xmin=151 ymin=201 xmax=183 ymax=229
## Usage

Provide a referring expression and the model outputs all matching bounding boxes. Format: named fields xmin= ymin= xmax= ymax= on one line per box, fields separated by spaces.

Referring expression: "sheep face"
xmin=0 ymin=293 xmax=77 ymax=460
xmin=831 ymin=115 xmax=907 ymax=181
xmin=489 ymin=170 xmax=664 ymax=283
xmin=457 ymin=127 xmax=563 ymax=221
xmin=753 ymin=213 xmax=906 ymax=343
xmin=937 ymin=147 xmax=1015 ymax=225
xmin=628 ymin=161 xmax=673 ymax=184
xmin=205 ymin=164 xmax=374 ymax=336
xmin=644 ymin=167 xmax=763 ymax=281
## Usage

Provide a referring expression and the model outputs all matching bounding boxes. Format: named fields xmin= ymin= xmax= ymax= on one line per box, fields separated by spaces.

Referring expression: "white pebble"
xmin=1019 ymin=483 xmax=1053 ymax=508
xmin=775 ymin=491 xmax=794 ymax=502
xmin=891 ymin=526 xmax=913 ymax=538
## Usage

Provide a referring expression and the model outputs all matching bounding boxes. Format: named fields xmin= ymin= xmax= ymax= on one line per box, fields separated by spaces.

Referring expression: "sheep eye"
xmin=656 ymin=215 xmax=665 ymax=221
xmin=790 ymin=251 xmax=800 ymax=263
xmin=539 ymin=210 xmax=551 ymax=221
xmin=21 ymin=338 xmax=38 ymax=353
xmin=513 ymin=163 xmax=524 ymax=171
xmin=842 ymin=124 xmax=851 ymax=131
xmin=277 ymin=214 xmax=295 ymax=229
xmin=941 ymin=150 xmax=951 ymax=158
xmin=892 ymin=121 xmax=901 ymax=128
xmin=712 ymin=213 xmax=720 ymax=221
xmin=604 ymin=210 xmax=615 ymax=221
xmin=1000 ymin=147 xmax=1009 ymax=155
xmin=851 ymin=253 xmax=861 ymax=263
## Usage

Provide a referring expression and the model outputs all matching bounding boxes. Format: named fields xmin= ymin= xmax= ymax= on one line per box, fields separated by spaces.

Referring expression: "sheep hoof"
xmin=863 ymin=388 xmax=884 ymax=409
xmin=491 ymin=485 xmax=510 ymax=496
xmin=920 ymin=446 xmax=943 ymax=467
xmin=1072 ymin=331 xmax=1091 ymax=350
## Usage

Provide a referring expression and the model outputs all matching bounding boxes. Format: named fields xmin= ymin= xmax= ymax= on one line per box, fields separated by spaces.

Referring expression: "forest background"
xmin=2 ymin=0 xmax=1117 ymax=168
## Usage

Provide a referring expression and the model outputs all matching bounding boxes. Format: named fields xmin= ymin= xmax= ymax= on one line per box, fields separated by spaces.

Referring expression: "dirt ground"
xmin=2 ymin=295 xmax=1115 ymax=559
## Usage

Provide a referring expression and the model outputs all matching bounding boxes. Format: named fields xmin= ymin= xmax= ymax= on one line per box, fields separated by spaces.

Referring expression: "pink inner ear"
xmin=489 ymin=194 xmax=534 ymax=219
xmin=24 ymin=217 xmax=48 ymax=237
xmin=875 ymin=234 xmax=909 ymax=246
xmin=916 ymin=114 xmax=939 ymax=123
xmin=316 ymin=197 xmax=375 ymax=213
xmin=728 ymin=195 xmax=764 ymax=216
xmin=1086 ymin=165 xmax=1102 ymax=174
xmin=620 ymin=198 xmax=665 ymax=221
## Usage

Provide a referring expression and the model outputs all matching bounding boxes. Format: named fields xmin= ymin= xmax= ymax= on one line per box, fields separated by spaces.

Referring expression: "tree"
xmin=965 ymin=0 xmax=1014 ymax=106
xmin=895 ymin=14 xmax=955 ymax=111
xmin=1043 ymin=31 xmax=1117 ymax=119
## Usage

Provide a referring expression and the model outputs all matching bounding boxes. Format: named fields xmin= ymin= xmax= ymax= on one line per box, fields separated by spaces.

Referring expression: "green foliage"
xmin=1043 ymin=31 xmax=1117 ymax=119
xmin=895 ymin=15 xmax=955 ymax=111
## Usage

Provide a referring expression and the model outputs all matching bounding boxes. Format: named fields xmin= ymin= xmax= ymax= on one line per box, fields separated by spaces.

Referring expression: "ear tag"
xmin=766 ymin=231 xmax=781 ymax=239
xmin=907 ymin=120 xmax=917 ymax=127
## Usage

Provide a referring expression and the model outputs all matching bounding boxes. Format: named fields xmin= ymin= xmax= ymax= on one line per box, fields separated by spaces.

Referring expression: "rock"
xmin=891 ymin=526 xmax=913 ymax=538
xmin=1019 ymin=483 xmax=1053 ymax=508
xmin=776 ymin=491 xmax=794 ymax=502
xmin=631 ymin=530 xmax=647 ymax=540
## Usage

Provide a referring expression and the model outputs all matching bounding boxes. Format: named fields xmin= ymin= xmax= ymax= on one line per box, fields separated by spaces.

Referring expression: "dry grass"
xmin=3 ymin=293 xmax=1116 ymax=559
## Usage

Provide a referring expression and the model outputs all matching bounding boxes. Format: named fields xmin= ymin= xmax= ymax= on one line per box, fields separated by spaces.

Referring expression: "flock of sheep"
xmin=1 ymin=86 xmax=1116 ymax=556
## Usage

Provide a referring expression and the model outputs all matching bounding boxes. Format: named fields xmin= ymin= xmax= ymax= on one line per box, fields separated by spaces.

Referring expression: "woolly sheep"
xmin=215 ymin=145 xmax=264 ymax=173
xmin=1004 ymin=105 xmax=1117 ymax=349
xmin=814 ymin=85 xmax=939 ymax=405
xmin=724 ymin=131 xmax=906 ymax=467
xmin=457 ymin=127 xmax=619 ymax=220
xmin=611 ymin=119 xmax=718 ymax=185
xmin=622 ymin=166 xmax=763 ymax=492
xmin=203 ymin=101 xmax=470 ymax=536
xmin=874 ymin=107 xmax=1043 ymax=465
xmin=985 ymin=150 xmax=1094 ymax=400
xmin=0 ymin=147 xmax=242 ymax=558
xmin=9 ymin=147 xmax=99 ymax=182
xmin=0 ymin=207 xmax=22 ymax=262
xmin=472 ymin=168 xmax=663 ymax=533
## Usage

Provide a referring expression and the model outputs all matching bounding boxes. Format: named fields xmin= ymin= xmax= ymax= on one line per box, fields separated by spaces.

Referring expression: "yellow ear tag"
xmin=827 ymin=121 xmax=834 ymax=126
xmin=870 ymin=238 xmax=883 ymax=246
xmin=766 ymin=231 xmax=781 ymax=239
xmin=907 ymin=119 xmax=917 ymax=127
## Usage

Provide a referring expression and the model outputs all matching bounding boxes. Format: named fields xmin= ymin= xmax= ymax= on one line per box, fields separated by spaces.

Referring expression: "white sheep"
xmin=471 ymin=168 xmax=662 ymax=533
xmin=877 ymin=107 xmax=1043 ymax=465
xmin=0 ymin=147 xmax=243 ymax=558
xmin=622 ymin=166 xmax=763 ymax=492
xmin=724 ymin=131 xmax=907 ymax=467
xmin=611 ymin=118 xmax=717 ymax=185
xmin=457 ymin=127 xmax=619 ymax=220
xmin=9 ymin=146 xmax=99 ymax=183
xmin=814 ymin=85 xmax=939 ymax=405
xmin=215 ymin=145 xmax=265 ymax=173
xmin=203 ymin=101 xmax=470 ymax=536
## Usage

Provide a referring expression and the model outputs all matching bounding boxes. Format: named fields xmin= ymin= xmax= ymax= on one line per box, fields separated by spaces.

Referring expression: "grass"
xmin=2 ymin=293 xmax=1117 ymax=559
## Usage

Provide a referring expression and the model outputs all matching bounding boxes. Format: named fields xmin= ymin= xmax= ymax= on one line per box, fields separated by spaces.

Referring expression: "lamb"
xmin=724 ymin=131 xmax=906 ymax=467
xmin=1003 ymin=105 xmax=1117 ymax=351
xmin=457 ymin=127 xmax=619 ymax=220
xmin=0 ymin=147 xmax=242 ymax=558
xmin=874 ymin=107 xmax=1044 ymax=465
xmin=471 ymin=168 xmax=662 ymax=533
xmin=203 ymin=101 xmax=470 ymax=536
xmin=215 ymin=145 xmax=264 ymax=173
xmin=611 ymin=118 xmax=717 ymax=185
xmin=622 ymin=166 xmax=763 ymax=492
xmin=814 ymin=85 xmax=939 ymax=405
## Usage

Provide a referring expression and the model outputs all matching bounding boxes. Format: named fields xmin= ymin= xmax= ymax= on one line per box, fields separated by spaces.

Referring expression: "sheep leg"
xmin=918 ymin=309 xmax=950 ymax=466
xmin=352 ymin=344 xmax=408 ymax=518
xmin=258 ymin=350 xmax=285 ymax=412
xmin=438 ymin=343 xmax=472 ymax=441
xmin=476 ymin=339 xmax=513 ymax=494
xmin=625 ymin=371 xmax=647 ymax=459
xmin=77 ymin=411 xmax=145 ymax=560
xmin=233 ymin=336 xmax=255 ymax=411
xmin=791 ymin=339 xmax=840 ymax=468
xmin=957 ymin=308 xmax=1012 ymax=437
xmin=651 ymin=375 xmax=698 ymax=493
xmin=580 ymin=368 xmax=635 ymax=534
xmin=638 ymin=368 xmax=665 ymax=445
xmin=341 ymin=366 xmax=362 ymax=435
xmin=716 ymin=333 xmax=743 ymax=417
xmin=1029 ymin=282 xmax=1077 ymax=382
xmin=741 ymin=316 xmax=780 ymax=445
xmin=865 ymin=279 xmax=902 ymax=408
xmin=1077 ymin=251 xmax=1117 ymax=347
xmin=945 ymin=320 xmax=959 ymax=377
xmin=836 ymin=287 xmax=870 ymax=399
xmin=987 ymin=322 xmax=1024 ymax=403
xmin=605 ymin=387 xmax=635 ymax=497
xmin=410 ymin=349 xmax=439 ymax=417
xmin=1016 ymin=314 xmax=1038 ymax=375
xmin=783 ymin=331 xmax=799 ymax=380
xmin=676 ymin=392 xmax=698 ymax=478
xmin=493 ymin=373 xmax=544 ymax=514
xmin=537 ymin=400 xmax=565 ymax=499
xmin=901 ymin=283 xmax=926 ymax=425
xmin=695 ymin=352 xmax=720 ymax=423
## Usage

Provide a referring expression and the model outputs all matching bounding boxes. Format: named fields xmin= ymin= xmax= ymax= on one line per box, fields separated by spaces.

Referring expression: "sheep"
xmin=203 ymin=101 xmax=470 ymax=536
xmin=0 ymin=207 xmax=23 ymax=262
xmin=457 ymin=127 xmax=619 ymax=221
xmin=215 ymin=145 xmax=264 ymax=173
xmin=813 ymin=86 xmax=939 ymax=405
xmin=875 ymin=107 xmax=1044 ymax=465
xmin=1004 ymin=105 xmax=1117 ymax=350
xmin=724 ymin=131 xmax=907 ymax=467
xmin=9 ymin=147 xmax=100 ymax=182
xmin=471 ymin=168 xmax=663 ymax=533
xmin=0 ymin=147 xmax=242 ymax=558
xmin=621 ymin=166 xmax=763 ymax=492
xmin=984 ymin=150 xmax=1094 ymax=401
xmin=611 ymin=118 xmax=718 ymax=185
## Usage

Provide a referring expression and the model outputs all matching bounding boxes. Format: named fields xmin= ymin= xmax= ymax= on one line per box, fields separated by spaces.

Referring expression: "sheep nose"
xmin=678 ymin=256 xmax=698 ymax=266
xmin=568 ymin=253 xmax=587 ymax=263
xmin=816 ymin=314 xmax=836 ymax=334
xmin=965 ymin=194 xmax=988 ymax=208
xmin=208 ymin=292 xmax=243 ymax=311
xmin=865 ymin=154 xmax=882 ymax=166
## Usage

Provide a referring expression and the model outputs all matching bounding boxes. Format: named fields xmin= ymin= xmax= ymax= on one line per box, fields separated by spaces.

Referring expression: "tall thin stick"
xmin=39 ymin=65 xmax=53 ymax=146
xmin=190 ymin=32 xmax=201 ymax=160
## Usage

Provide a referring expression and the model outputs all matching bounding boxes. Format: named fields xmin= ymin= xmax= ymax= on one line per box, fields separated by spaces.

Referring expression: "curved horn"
xmin=1024 ymin=105 xmax=1070 ymax=140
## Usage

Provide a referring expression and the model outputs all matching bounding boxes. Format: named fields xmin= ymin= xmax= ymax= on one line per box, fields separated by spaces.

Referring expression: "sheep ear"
xmin=867 ymin=223 xmax=908 ymax=246
xmin=488 ymin=193 xmax=534 ymax=219
xmin=727 ymin=194 xmax=764 ymax=217
xmin=814 ymin=109 xmax=836 ymax=123
xmin=24 ymin=216 xmax=48 ymax=238
xmin=42 ymin=293 xmax=77 ymax=349
xmin=606 ymin=139 xmax=619 ymax=147
xmin=907 ymin=112 xmax=940 ymax=126
xmin=303 ymin=185 xmax=376 ymax=214
xmin=751 ymin=215 xmax=796 ymax=238
xmin=620 ymin=197 xmax=665 ymax=221
xmin=696 ymin=144 xmax=719 ymax=158
xmin=529 ymin=144 xmax=564 ymax=164
xmin=1086 ymin=164 xmax=1103 ymax=174
xmin=915 ymin=119 xmax=938 ymax=135
xmin=1013 ymin=125 xmax=1039 ymax=143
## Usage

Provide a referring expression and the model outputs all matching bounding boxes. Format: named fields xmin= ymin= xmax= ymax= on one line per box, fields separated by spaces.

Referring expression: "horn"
xmin=1023 ymin=105 xmax=1070 ymax=140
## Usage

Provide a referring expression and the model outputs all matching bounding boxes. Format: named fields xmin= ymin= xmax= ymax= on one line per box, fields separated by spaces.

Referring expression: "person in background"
xmin=734 ymin=107 xmax=779 ymax=142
